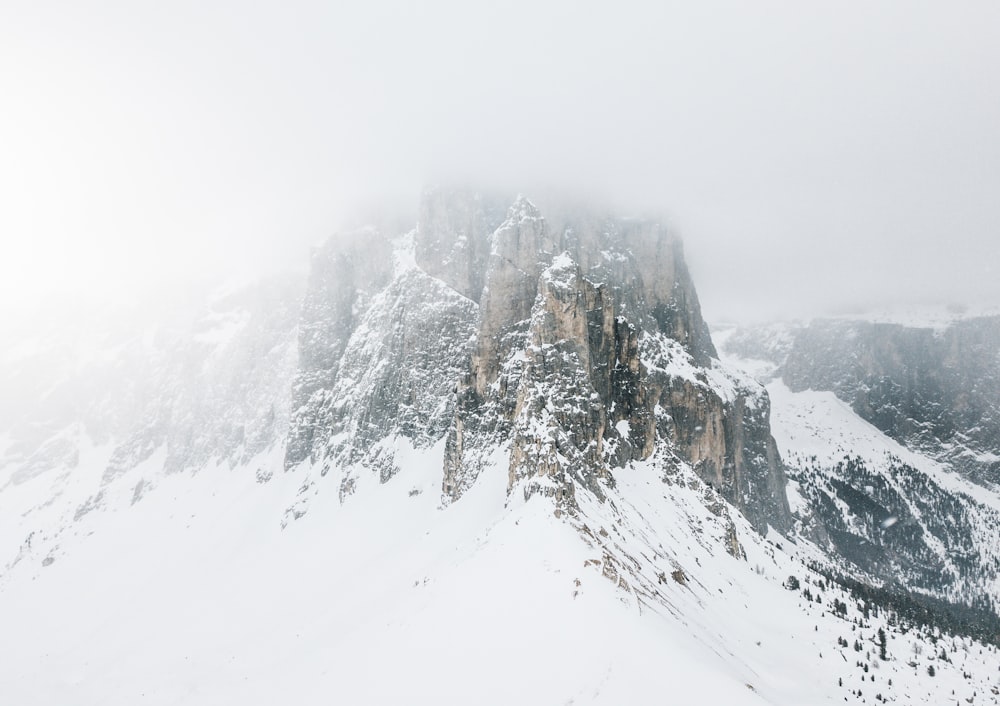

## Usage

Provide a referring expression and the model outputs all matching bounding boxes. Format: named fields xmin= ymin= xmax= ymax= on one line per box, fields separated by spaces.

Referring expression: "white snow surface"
xmin=0 ymin=443 xmax=758 ymax=705
xmin=5 ymin=291 xmax=1000 ymax=703
xmin=4 ymin=432 xmax=1000 ymax=704
xmin=766 ymin=380 xmax=1000 ymax=514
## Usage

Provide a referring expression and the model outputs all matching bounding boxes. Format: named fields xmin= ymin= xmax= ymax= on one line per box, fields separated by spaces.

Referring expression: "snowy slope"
xmin=0 ymin=442 xmax=748 ymax=704
xmin=4 ymin=436 xmax=1000 ymax=704
xmin=717 ymin=314 xmax=1000 ymax=488
xmin=717 ymin=338 xmax=1000 ymax=611
xmin=4 ymin=199 xmax=1000 ymax=704
xmin=0 ymin=276 xmax=301 ymax=584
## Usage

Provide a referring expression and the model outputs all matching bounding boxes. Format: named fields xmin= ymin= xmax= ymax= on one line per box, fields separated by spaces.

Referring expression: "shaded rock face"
xmin=285 ymin=230 xmax=393 ymax=470
xmin=414 ymin=189 xmax=508 ymax=303
xmin=284 ymin=227 xmax=478 ymax=485
xmin=441 ymin=195 xmax=787 ymax=532
xmin=780 ymin=318 xmax=1000 ymax=486
xmin=288 ymin=189 xmax=791 ymax=533
xmin=721 ymin=319 xmax=1000 ymax=607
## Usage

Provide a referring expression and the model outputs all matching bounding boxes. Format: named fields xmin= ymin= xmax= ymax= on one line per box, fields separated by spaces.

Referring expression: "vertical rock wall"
xmin=288 ymin=189 xmax=792 ymax=534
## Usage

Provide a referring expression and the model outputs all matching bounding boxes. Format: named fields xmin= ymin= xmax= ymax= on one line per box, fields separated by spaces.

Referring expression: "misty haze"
xmin=2 ymin=2 xmax=1000 ymax=705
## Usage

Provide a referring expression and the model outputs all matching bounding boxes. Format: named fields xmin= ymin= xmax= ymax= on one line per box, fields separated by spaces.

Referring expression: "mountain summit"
xmin=3 ymin=189 xmax=999 ymax=705
xmin=284 ymin=188 xmax=791 ymax=533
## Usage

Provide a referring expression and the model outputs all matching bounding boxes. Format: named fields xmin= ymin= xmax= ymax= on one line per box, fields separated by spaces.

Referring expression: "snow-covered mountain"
xmin=284 ymin=189 xmax=789 ymax=534
xmin=723 ymin=315 xmax=1000 ymax=485
xmin=3 ymin=190 xmax=1000 ymax=705
xmin=0 ymin=277 xmax=301 ymax=573
xmin=718 ymin=318 xmax=1000 ymax=612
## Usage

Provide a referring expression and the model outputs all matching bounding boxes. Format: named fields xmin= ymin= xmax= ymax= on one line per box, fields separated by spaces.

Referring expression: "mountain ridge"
xmin=283 ymin=188 xmax=791 ymax=535
xmin=2 ymin=189 xmax=999 ymax=704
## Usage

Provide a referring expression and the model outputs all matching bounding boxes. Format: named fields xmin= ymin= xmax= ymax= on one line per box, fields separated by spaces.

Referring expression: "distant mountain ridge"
xmin=723 ymin=315 xmax=1000 ymax=487
xmin=720 ymin=316 xmax=1000 ymax=611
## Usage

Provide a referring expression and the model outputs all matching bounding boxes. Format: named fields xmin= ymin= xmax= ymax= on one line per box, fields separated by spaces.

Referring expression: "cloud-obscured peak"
xmin=1 ymin=1 xmax=998 ymax=324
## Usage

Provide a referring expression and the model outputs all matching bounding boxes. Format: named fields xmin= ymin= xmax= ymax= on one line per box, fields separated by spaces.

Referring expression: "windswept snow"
xmin=767 ymin=380 xmax=1000 ymax=514
xmin=4 ymin=431 xmax=1000 ymax=704
xmin=0 ymin=442 xmax=764 ymax=705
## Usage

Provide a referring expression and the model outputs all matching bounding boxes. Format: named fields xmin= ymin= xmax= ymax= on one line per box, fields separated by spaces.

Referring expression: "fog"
xmin=2 ymin=1 xmax=999 ymax=324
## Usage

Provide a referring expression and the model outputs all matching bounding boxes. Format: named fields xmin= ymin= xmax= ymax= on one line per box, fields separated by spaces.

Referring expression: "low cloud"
xmin=2 ymin=1 xmax=998 ymax=323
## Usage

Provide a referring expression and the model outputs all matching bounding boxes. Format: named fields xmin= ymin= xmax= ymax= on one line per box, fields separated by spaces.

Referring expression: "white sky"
xmin=2 ymin=0 xmax=999 ymax=323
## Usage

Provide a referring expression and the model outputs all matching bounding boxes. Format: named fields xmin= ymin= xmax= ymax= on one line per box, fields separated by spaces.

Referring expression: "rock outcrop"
xmin=286 ymin=188 xmax=791 ymax=533
xmin=414 ymin=188 xmax=508 ymax=302
xmin=442 ymin=207 xmax=789 ymax=531
xmin=720 ymin=316 xmax=1000 ymax=605
xmin=283 ymin=225 xmax=480 ymax=490
xmin=784 ymin=318 xmax=1000 ymax=486
xmin=285 ymin=229 xmax=393 ymax=470
xmin=726 ymin=316 xmax=1000 ymax=487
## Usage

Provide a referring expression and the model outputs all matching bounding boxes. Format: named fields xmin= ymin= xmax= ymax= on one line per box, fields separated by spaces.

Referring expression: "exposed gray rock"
xmin=434 ymin=193 xmax=791 ymax=533
xmin=720 ymin=316 xmax=1000 ymax=605
xmin=284 ymin=228 xmax=480 ymax=490
xmin=414 ymin=187 xmax=507 ymax=302
xmin=285 ymin=229 xmax=393 ymax=469
xmin=784 ymin=318 xmax=1000 ymax=486
xmin=284 ymin=188 xmax=790 ymax=533
xmin=726 ymin=316 xmax=1000 ymax=487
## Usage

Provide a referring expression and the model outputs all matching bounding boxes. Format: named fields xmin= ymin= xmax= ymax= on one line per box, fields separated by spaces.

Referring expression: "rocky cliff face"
xmin=288 ymin=189 xmax=791 ymax=533
xmin=284 ymin=229 xmax=394 ymax=472
xmin=720 ymin=317 xmax=1000 ymax=607
xmin=414 ymin=189 xmax=508 ymax=303
xmin=784 ymin=318 xmax=1000 ymax=486
xmin=726 ymin=317 xmax=1000 ymax=487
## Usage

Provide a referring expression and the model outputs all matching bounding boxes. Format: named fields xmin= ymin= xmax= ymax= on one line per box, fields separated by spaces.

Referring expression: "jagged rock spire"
xmin=287 ymin=188 xmax=792 ymax=533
